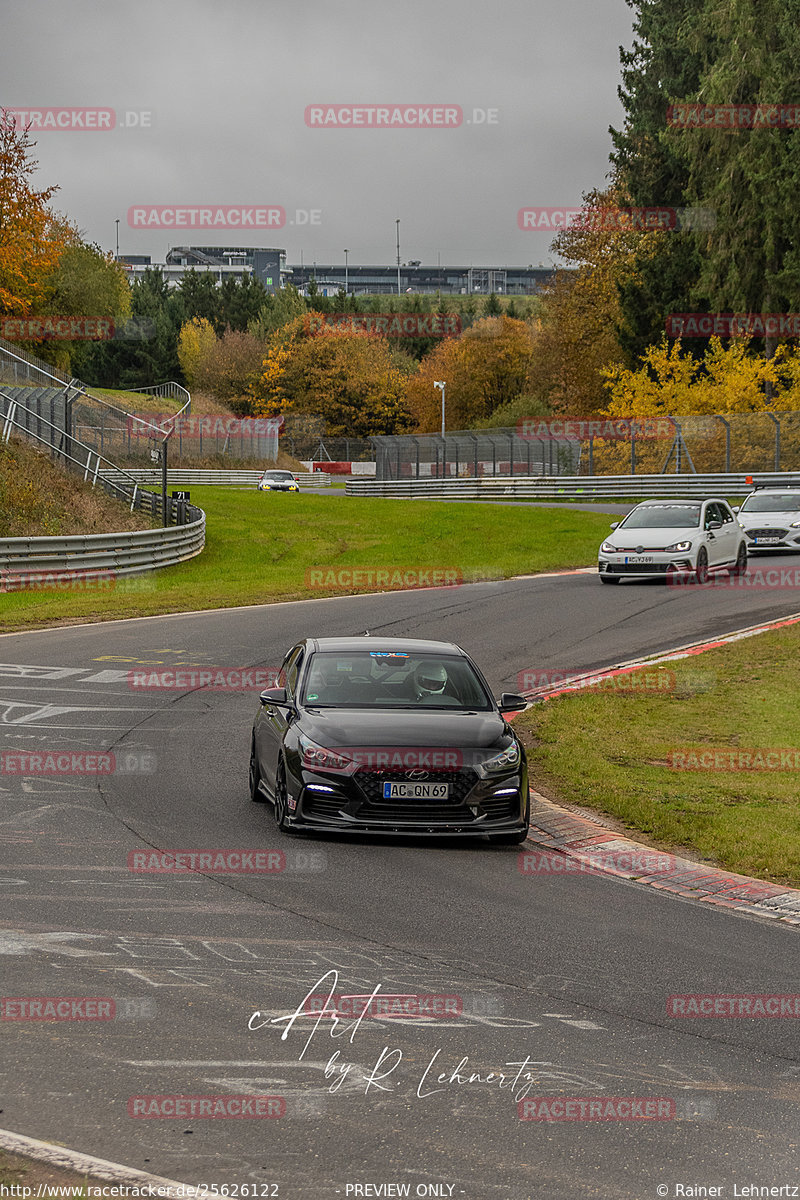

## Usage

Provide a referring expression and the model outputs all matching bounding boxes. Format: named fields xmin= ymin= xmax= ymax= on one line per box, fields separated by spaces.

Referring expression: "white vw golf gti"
xmin=598 ymin=498 xmax=748 ymax=584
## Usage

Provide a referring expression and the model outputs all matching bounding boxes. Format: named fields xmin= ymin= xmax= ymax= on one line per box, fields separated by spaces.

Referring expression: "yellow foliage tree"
xmin=177 ymin=317 xmax=217 ymax=388
xmin=0 ymin=116 xmax=64 ymax=316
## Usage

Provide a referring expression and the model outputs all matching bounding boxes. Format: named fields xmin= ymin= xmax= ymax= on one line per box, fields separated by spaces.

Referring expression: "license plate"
xmin=625 ymin=555 xmax=653 ymax=564
xmin=383 ymin=781 xmax=450 ymax=799
xmin=754 ymin=537 xmax=780 ymax=544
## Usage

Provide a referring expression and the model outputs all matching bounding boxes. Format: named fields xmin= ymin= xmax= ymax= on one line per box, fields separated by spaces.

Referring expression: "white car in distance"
xmin=598 ymin=498 xmax=748 ymax=584
xmin=734 ymin=486 xmax=800 ymax=552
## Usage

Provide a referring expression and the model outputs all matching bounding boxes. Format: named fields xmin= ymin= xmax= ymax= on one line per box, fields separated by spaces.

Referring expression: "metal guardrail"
xmin=100 ymin=469 xmax=332 ymax=487
xmin=0 ymin=511 xmax=206 ymax=585
xmin=344 ymin=472 xmax=800 ymax=501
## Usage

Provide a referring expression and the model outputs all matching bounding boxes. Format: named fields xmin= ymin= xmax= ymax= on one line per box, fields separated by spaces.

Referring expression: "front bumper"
xmin=258 ymin=484 xmax=299 ymax=492
xmin=285 ymin=764 xmax=528 ymax=836
xmin=742 ymin=527 xmax=800 ymax=551
xmin=598 ymin=553 xmax=695 ymax=579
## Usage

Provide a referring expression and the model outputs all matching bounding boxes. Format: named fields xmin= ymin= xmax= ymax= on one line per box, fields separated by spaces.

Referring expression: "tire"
xmin=249 ymin=735 xmax=265 ymax=803
xmin=694 ymin=547 xmax=709 ymax=585
xmin=273 ymin=759 xmax=292 ymax=833
xmin=600 ymin=575 xmax=620 ymax=585
xmin=729 ymin=542 xmax=747 ymax=577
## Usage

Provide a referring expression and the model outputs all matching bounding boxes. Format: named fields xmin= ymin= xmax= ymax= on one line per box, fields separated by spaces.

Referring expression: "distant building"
xmin=117 ymin=249 xmax=558 ymax=296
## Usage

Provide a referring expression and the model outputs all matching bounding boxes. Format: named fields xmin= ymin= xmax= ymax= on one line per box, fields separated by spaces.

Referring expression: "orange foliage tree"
xmin=0 ymin=114 xmax=65 ymax=317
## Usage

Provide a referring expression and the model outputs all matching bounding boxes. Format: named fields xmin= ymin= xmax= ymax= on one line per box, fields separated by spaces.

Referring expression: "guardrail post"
xmin=509 ymin=434 xmax=514 ymax=477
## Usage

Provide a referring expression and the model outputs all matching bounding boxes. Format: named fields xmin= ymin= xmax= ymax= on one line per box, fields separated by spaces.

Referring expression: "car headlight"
xmin=790 ymin=521 xmax=800 ymax=528
xmin=600 ymin=542 xmax=617 ymax=554
xmin=665 ymin=540 xmax=692 ymax=552
xmin=475 ymin=741 xmax=521 ymax=778
xmin=298 ymin=733 xmax=356 ymax=775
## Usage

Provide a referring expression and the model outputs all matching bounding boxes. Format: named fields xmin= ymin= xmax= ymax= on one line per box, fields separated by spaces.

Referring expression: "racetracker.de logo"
xmin=303 ymin=993 xmax=463 ymax=1018
xmin=1 ymin=997 xmax=115 ymax=1020
xmin=668 ymin=569 xmax=800 ymax=591
xmin=667 ymin=104 xmax=800 ymax=129
xmin=0 ymin=317 xmax=116 ymax=342
xmin=128 ymin=1095 xmax=285 ymax=1119
xmin=517 ymin=418 xmax=674 ymax=442
xmin=517 ymin=207 xmax=715 ymax=232
xmin=518 ymin=850 xmax=677 ymax=876
xmin=1 ymin=107 xmax=116 ymax=130
xmin=518 ymin=1097 xmax=675 ymax=1121
xmin=127 ymin=849 xmax=285 ymax=873
xmin=0 ymin=569 xmax=116 ymax=592
xmin=516 ymin=668 xmax=677 ymax=694
xmin=127 ymin=205 xmax=286 ymax=229
xmin=301 ymin=745 xmax=464 ymax=774
xmin=667 ymin=748 xmax=800 ymax=771
xmin=305 ymin=104 xmax=464 ymax=128
xmin=304 ymin=313 xmax=462 ymax=338
xmin=305 ymin=567 xmax=463 ymax=591
xmin=667 ymin=313 xmax=800 ymax=338
xmin=668 ymin=994 xmax=800 ymax=1017
xmin=126 ymin=414 xmax=284 ymax=438
xmin=127 ymin=667 xmax=279 ymax=691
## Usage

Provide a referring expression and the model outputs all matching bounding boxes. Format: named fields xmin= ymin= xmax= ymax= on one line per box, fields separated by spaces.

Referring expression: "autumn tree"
xmin=404 ymin=316 xmax=535 ymax=432
xmin=251 ymin=317 xmax=412 ymax=436
xmin=177 ymin=317 xmax=217 ymax=387
xmin=0 ymin=113 xmax=64 ymax=317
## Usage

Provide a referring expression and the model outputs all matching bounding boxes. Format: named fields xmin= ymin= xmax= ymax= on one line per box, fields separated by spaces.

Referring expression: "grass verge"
xmin=0 ymin=489 xmax=610 ymax=631
xmin=514 ymin=625 xmax=800 ymax=884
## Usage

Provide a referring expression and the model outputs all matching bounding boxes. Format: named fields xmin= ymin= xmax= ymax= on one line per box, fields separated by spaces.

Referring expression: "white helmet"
xmin=415 ymin=663 xmax=447 ymax=696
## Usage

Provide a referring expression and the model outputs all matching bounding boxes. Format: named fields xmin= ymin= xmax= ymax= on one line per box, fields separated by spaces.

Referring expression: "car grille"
xmin=303 ymin=769 xmax=520 ymax=826
xmin=747 ymin=527 xmax=787 ymax=538
xmin=606 ymin=562 xmax=671 ymax=575
xmin=304 ymin=794 xmax=350 ymax=821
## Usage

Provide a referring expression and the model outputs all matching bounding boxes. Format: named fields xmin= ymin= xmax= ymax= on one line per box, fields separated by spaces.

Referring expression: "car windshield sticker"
xmin=370 ymin=651 xmax=410 ymax=658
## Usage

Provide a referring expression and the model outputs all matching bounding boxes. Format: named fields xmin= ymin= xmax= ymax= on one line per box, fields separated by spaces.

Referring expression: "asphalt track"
xmin=1 ymin=556 xmax=800 ymax=1200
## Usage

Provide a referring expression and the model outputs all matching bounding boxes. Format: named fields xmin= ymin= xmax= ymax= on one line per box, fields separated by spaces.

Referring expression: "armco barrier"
xmin=0 ymin=509 xmax=206 ymax=583
xmin=100 ymin=469 xmax=331 ymax=487
xmin=344 ymin=473 xmax=800 ymax=501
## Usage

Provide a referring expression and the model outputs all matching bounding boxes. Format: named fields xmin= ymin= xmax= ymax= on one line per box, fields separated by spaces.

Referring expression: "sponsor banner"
xmin=1 ymin=997 xmax=116 ymax=1020
xmin=127 ymin=205 xmax=286 ymax=229
xmin=667 ymin=748 xmax=800 ymax=771
xmin=304 ymin=313 xmax=462 ymax=338
xmin=517 ymin=206 xmax=715 ymax=232
xmin=518 ymin=1096 xmax=675 ymax=1121
xmin=518 ymin=850 xmax=678 ymax=876
xmin=304 ymin=993 xmax=463 ymax=1018
xmin=517 ymin=668 xmax=678 ymax=694
xmin=301 ymin=745 xmax=464 ymax=774
xmin=305 ymin=567 xmax=463 ymax=591
xmin=128 ymin=1094 xmax=285 ymax=1118
xmin=667 ymin=103 xmax=800 ymax=129
xmin=667 ymin=312 xmax=800 ymax=338
xmin=667 ymin=994 xmax=800 ymax=1018
xmin=305 ymin=104 xmax=463 ymax=128
xmin=0 ymin=569 xmax=116 ymax=592
xmin=126 ymin=414 xmax=284 ymax=438
xmin=517 ymin=417 xmax=675 ymax=442
xmin=127 ymin=667 xmax=279 ymax=691
xmin=127 ymin=849 xmax=286 ymax=873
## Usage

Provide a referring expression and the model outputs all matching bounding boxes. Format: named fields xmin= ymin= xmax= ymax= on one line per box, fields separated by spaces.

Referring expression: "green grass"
xmin=0 ymin=490 xmax=610 ymax=631
xmin=515 ymin=627 xmax=800 ymax=884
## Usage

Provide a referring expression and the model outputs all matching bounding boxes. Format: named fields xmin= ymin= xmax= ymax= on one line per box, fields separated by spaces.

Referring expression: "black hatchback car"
xmin=248 ymin=637 xmax=529 ymax=842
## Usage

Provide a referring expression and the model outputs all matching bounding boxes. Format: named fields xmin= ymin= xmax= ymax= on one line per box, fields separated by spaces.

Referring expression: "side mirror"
xmin=732 ymin=506 xmax=740 ymax=513
xmin=708 ymin=519 xmax=722 ymax=530
xmin=498 ymin=692 xmax=526 ymax=714
xmin=609 ymin=521 xmax=619 ymax=530
xmin=260 ymin=686 xmax=289 ymax=706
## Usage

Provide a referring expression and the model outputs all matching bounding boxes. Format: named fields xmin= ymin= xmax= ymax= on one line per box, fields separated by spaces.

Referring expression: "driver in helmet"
xmin=414 ymin=662 xmax=448 ymax=701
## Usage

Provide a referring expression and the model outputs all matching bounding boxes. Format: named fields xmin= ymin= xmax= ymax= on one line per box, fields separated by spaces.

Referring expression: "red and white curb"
xmin=516 ymin=611 xmax=800 ymax=925
xmin=0 ymin=1127 xmax=198 ymax=1196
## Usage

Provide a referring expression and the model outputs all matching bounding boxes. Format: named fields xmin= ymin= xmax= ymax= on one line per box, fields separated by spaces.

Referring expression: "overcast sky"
xmin=3 ymin=0 xmax=637 ymax=269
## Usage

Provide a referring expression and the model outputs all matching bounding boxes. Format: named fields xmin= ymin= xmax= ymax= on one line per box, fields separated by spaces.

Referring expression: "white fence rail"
xmin=344 ymin=473 xmax=800 ymax=501
xmin=0 ymin=513 xmax=206 ymax=586
xmin=100 ymin=469 xmax=332 ymax=487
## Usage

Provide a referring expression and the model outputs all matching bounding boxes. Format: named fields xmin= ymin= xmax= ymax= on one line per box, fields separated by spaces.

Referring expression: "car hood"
xmin=738 ymin=510 xmax=798 ymax=525
xmin=299 ymin=707 xmax=510 ymax=750
xmin=603 ymin=526 xmax=700 ymax=550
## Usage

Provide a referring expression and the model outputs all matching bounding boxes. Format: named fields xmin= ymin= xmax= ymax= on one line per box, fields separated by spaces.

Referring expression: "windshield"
xmin=740 ymin=493 xmax=800 ymax=513
xmin=262 ymin=471 xmax=293 ymax=480
xmin=620 ymin=504 xmax=701 ymax=529
xmin=301 ymin=651 xmax=493 ymax=710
